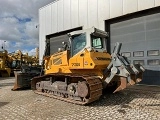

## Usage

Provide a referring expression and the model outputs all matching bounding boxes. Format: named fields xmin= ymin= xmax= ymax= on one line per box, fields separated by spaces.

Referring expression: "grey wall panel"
xmin=88 ymin=0 xmax=98 ymax=28
xmin=138 ymin=0 xmax=154 ymax=11
xmin=146 ymin=39 xmax=160 ymax=50
xmin=71 ymin=0 xmax=79 ymax=28
xmin=57 ymin=0 xmax=64 ymax=32
xmin=51 ymin=2 xmax=58 ymax=33
xmin=146 ymin=20 xmax=160 ymax=30
xmin=146 ymin=29 xmax=160 ymax=41
xmin=112 ymin=39 xmax=147 ymax=51
xmin=111 ymin=32 xmax=145 ymax=45
xmin=146 ymin=13 xmax=160 ymax=28
xmin=39 ymin=9 xmax=46 ymax=63
xmin=110 ymin=0 xmax=123 ymax=18
xmin=111 ymin=17 xmax=145 ymax=29
xmin=123 ymin=0 xmax=138 ymax=14
xmin=45 ymin=5 xmax=52 ymax=35
xmin=155 ymin=0 xmax=160 ymax=6
xmin=111 ymin=20 xmax=145 ymax=36
xmin=79 ymin=0 xmax=88 ymax=28
xmin=63 ymin=0 xmax=71 ymax=30
xmin=111 ymin=23 xmax=145 ymax=36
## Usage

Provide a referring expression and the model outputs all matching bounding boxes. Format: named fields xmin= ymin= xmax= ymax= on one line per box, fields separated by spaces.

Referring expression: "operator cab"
xmin=11 ymin=60 xmax=21 ymax=69
xmin=68 ymin=27 xmax=108 ymax=56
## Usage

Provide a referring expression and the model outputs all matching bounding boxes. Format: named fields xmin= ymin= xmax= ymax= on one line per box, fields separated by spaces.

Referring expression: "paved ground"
xmin=0 ymin=77 xmax=160 ymax=120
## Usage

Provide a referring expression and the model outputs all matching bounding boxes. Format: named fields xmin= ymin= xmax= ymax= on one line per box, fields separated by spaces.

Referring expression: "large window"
xmin=91 ymin=35 xmax=103 ymax=49
xmin=72 ymin=33 xmax=86 ymax=55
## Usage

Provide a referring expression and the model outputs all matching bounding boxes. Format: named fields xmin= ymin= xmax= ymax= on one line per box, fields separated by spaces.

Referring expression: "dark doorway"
xmin=46 ymin=27 xmax=82 ymax=55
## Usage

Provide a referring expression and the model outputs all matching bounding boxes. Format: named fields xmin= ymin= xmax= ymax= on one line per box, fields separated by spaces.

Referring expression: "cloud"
xmin=0 ymin=0 xmax=54 ymax=56
xmin=24 ymin=20 xmax=39 ymax=39
xmin=28 ymin=48 xmax=37 ymax=56
xmin=22 ymin=48 xmax=37 ymax=56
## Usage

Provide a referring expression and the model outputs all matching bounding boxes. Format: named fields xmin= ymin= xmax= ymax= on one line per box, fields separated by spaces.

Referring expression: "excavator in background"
xmin=8 ymin=50 xmax=24 ymax=75
xmin=0 ymin=47 xmax=39 ymax=78
xmin=31 ymin=27 xmax=145 ymax=105
xmin=0 ymin=46 xmax=40 ymax=90
xmin=8 ymin=49 xmax=39 ymax=73
xmin=0 ymin=49 xmax=26 ymax=77
xmin=0 ymin=50 xmax=12 ymax=77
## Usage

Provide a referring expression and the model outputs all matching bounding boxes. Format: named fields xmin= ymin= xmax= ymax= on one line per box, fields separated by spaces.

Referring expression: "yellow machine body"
xmin=45 ymin=49 xmax=111 ymax=78
xmin=0 ymin=50 xmax=11 ymax=77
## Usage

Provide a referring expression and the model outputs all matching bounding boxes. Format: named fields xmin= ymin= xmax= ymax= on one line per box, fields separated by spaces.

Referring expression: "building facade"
xmin=39 ymin=0 xmax=160 ymax=85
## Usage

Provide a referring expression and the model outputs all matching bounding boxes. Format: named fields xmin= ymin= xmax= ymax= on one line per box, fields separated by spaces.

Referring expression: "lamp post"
xmin=4 ymin=41 xmax=6 ymax=50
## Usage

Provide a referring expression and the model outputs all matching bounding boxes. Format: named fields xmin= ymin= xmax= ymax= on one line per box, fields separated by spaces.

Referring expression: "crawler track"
xmin=31 ymin=74 xmax=103 ymax=105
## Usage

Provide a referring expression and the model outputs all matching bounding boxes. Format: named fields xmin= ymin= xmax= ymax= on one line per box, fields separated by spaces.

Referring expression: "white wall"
xmin=39 ymin=0 xmax=159 ymax=63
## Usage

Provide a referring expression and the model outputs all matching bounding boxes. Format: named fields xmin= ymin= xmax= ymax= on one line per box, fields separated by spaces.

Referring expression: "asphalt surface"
xmin=0 ymin=77 xmax=160 ymax=120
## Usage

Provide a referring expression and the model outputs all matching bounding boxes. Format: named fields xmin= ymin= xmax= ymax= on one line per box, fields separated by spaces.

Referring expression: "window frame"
xmin=71 ymin=33 xmax=87 ymax=56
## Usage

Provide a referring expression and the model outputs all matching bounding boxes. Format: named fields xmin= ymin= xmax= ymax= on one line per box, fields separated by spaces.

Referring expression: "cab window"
xmin=91 ymin=35 xmax=103 ymax=49
xmin=72 ymin=33 xmax=86 ymax=55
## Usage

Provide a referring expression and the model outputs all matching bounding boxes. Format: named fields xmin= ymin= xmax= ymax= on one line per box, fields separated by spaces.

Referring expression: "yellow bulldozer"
xmin=31 ymin=27 xmax=145 ymax=105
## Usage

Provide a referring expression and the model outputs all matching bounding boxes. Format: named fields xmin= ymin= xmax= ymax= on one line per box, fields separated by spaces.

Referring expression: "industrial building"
xmin=39 ymin=0 xmax=160 ymax=85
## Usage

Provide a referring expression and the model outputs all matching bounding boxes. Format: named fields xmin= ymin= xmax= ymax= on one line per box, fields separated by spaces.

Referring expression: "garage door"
xmin=110 ymin=13 xmax=160 ymax=85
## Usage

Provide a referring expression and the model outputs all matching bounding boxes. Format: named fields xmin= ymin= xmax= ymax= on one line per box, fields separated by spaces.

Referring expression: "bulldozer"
xmin=31 ymin=27 xmax=145 ymax=105
xmin=11 ymin=49 xmax=41 ymax=90
xmin=0 ymin=50 xmax=12 ymax=77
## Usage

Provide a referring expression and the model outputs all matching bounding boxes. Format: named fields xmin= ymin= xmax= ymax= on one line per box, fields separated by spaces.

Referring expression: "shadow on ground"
xmin=0 ymin=102 xmax=9 ymax=108
xmin=89 ymin=85 xmax=160 ymax=107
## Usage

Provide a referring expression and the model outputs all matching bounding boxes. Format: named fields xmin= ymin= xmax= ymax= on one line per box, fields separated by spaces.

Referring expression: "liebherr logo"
xmin=95 ymin=57 xmax=111 ymax=61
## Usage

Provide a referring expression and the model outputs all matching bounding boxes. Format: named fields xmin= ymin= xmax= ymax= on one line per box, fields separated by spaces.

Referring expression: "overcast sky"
xmin=0 ymin=0 xmax=54 ymax=55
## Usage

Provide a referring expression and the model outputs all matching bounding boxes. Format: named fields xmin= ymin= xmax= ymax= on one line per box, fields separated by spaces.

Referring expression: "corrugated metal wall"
xmin=39 ymin=0 xmax=160 ymax=63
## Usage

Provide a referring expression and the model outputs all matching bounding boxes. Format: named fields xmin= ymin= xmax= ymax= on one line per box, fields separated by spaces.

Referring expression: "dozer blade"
xmin=12 ymin=65 xmax=41 ymax=91
xmin=113 ymin=77 xmax=127 ymax=93
xmin=12 ymin=71 xmax=38 ymax=91
xmin=12 ymin=71 xmax=29 ymax=90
